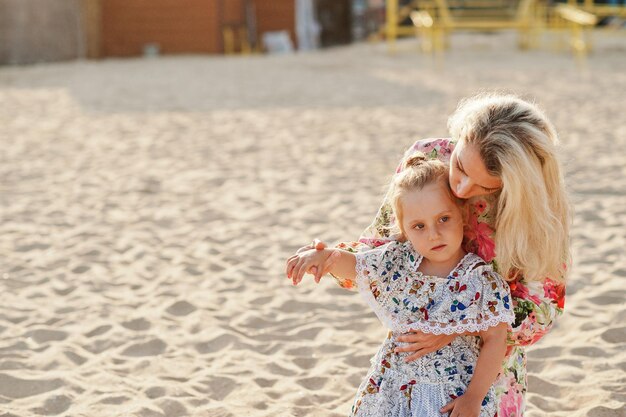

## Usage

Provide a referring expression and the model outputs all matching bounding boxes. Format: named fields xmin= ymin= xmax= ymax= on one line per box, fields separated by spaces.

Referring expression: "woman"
xmin=303 ymin=93 xmax=570 ymax=416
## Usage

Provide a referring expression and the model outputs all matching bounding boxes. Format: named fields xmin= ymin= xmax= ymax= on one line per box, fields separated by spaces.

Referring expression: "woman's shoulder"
xmin=400 ymin=138 xmax=455 ymax=168
xmin=408 ymin=138 xmax=455 ymax=152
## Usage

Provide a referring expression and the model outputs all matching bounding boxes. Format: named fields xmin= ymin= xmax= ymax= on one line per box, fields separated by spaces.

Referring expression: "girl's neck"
xmin=418 ymin=248 xmax=467 ymax=278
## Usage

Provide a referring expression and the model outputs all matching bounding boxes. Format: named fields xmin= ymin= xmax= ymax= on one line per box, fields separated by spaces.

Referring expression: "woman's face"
xmin=449 ymin=141 xmax=503 ymax=199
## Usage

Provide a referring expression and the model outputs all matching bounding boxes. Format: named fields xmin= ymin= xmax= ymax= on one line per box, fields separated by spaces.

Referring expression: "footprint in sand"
xmin=165 ymin=300 xmax=197 ymax=316
xmin=31 ymin=394 xmax=71 ymax=415
xmin=194 ymin=376 xmax=236 ymax=401
xmin=194 ymin=333 xmax=237 ymax=354
xmin=292 ymin=357 xmax=318 ymax=370
xmin=587 ymin=405 xmax=625 ymax=417
xmin=121 ymin=318 xmax=151 ymax=331
xmin=71 ymin=265 xmax=90 ymax=274
xmin=253 ymin=377 xmax=277 ymax=388
xmin=0 ymin=373 xmax=63 ymax=399
xmin=63 ymin=350 xmax=87 ymax=366
xmin=84 ymin=325 xmax=112 ymax=338
xmin=15 ymin=242 xmax=50 ymax=252
xmin=24 ymin=329 xmax=68 ymax=344
xmin=145 ymin=386 xmax=166 ymax=399
xmin=296 ymin=376 xmax=327 ymax=391
xmin=526 ymin=375 xmax=564 ymax=398
xmin=571 ymin=346 xmax=606 ymax=357
xmin=157 ymin=399 xmax=188 ymax=417
xmin=98 ymin=395 xmax=131 ymax=404
xmin=120 ymin=338 xmax=166 ymax=357
xmin=600 ymin=326 xmax=626 ymax=344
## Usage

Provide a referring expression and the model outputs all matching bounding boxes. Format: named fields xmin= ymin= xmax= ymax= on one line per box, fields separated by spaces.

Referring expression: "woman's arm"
xmin=508 ymin=277 xmax=565 ymax=347
xmin=394 ymin=331 xmax=479 ymax=362
xmin=440 ymin=323 xmax=508 ymax=417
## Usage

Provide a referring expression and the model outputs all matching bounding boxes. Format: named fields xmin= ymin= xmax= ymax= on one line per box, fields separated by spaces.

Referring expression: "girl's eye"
xmin=414 ymin=224 xmax=424 ymax=230
xmin=439 ymin=216 xmax=450 ymax=223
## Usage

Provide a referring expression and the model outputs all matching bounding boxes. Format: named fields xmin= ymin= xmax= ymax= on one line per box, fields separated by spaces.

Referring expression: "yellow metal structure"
xmin=554 ymin=1 xmax=625 ymax=58
xmin=386 ymin=0 xmax=539 ymax=52
xmin=386 ymin=0 xmax=425 ymax=51
xmin=222 ymin=26 xmax=253 ymax=55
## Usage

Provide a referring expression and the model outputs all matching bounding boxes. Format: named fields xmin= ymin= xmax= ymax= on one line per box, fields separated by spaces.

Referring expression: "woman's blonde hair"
xmin=388 ymin=153 xmax=455 ymax=239
xmin=448 ymin=93 xmax=571 ymax=282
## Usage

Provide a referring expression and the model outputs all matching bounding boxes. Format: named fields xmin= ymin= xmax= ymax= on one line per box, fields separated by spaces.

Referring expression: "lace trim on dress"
xmin=394 ymin=312 xmax=515 ymax=335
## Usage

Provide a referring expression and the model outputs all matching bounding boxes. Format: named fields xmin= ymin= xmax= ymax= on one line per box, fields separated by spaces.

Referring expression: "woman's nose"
xmin=455 ymin=178 xmax=471 ymax=198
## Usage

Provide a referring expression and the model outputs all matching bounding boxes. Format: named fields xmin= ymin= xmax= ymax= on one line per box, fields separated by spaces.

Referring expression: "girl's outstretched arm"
xmin=286 ymin=248 xmax=356 ymax=286
xmin=440 ymin=322 xmax=508 ymax=417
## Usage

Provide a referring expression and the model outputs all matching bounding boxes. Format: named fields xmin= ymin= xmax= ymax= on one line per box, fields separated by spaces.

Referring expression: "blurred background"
xmin=0 ymin=0 xmax=625 ymax=64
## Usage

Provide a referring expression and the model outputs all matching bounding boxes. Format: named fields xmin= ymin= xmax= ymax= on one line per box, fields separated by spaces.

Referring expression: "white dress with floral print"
xmin=333 ymin=139 xmax=566 ymax=417
xmin=350 ymin=241 xmax=514 ymax=417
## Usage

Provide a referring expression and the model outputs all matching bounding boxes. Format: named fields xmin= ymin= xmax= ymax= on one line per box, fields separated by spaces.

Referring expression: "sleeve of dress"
xmin=329 ymin=138 xmax=455 ymax=288
xmin=507 ymin=276 xmax=566 ymax=346
xmin=353 ymin=242 xmax=406 ymax=330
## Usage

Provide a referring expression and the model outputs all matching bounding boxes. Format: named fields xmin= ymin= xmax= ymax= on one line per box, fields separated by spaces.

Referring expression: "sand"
xmin=0 ymin=32 xmax=624 ymax=417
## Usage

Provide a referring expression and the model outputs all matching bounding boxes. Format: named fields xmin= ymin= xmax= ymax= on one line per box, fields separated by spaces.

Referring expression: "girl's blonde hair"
xmin=448 ymin=93 xmax=571 ymax=282
xmin=388 ymin=153 xmax=455 ymax=239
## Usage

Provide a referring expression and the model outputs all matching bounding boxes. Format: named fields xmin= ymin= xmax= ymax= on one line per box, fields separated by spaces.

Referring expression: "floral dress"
xmin=350 ymin=241 xmax=514 ymax=417
xmin=333 ymin=138 xmax=566 ymax=417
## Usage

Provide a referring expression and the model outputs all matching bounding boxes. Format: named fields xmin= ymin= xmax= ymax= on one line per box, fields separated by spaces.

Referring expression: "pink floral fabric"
xmin=332 ymin=138 xmax=566 ymax=417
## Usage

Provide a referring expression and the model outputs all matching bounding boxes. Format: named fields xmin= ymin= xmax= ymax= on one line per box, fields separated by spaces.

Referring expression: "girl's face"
xmin=400 ymin=181 xmax=465 ymax=268
xmin=449 ymin=141 xmax=503 ymax=199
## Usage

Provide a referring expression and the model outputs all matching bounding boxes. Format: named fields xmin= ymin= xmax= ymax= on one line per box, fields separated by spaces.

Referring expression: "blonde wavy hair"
xmin=388 ymin=153 xmax=457 ymax=239
xmin=448 ymin=93 xmax=571 ymax=283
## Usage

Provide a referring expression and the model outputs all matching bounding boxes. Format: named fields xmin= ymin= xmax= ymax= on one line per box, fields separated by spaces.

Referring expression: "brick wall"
xmin=252 ymin=0 xmax=297 ymax=48
xmin=101 ymin=0 xmax=225 ymax=56
xmin=96 ymin=0 xmax=297 ymax=57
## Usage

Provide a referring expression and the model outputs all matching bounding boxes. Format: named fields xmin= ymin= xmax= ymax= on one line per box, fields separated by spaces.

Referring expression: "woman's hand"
xmin=394 ymin=330 xmax=457 ymax=362
xmin=293 ymin=239 xmax=333 ymax=282
xmin=439 ymin=392 xmax=482 ymax=417
xmin=285 ymin=247 xmax=339 ymax=285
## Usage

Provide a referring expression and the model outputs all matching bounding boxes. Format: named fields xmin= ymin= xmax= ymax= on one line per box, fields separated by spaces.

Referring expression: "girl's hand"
xmin=285 ymin=248 xmax=339 ymax=285
xmin=440 ymin=392 xmax=482 ymax=417
xmin=394 ymin=330 xmax=457 ymax=362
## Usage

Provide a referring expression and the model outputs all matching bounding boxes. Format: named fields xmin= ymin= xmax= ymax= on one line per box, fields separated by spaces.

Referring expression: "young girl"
xmin=286 ymin=153 xmax=514 ymax=417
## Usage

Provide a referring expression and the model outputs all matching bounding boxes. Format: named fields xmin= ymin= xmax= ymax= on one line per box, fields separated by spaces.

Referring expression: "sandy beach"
xmin=0 ymin=32 xmax=625 ymax=416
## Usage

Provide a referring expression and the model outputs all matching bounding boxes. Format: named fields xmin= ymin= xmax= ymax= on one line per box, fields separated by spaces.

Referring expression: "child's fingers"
xmin=292 ymin=258 xmax=306 ymax=285
xmin=296 ymin=259 xmax=314 ymax=285
xmin=296 ymin=258 xmax=314 ymax=285
xmin=314 ymin=262 xmax=323 ymax=283
xmin=285 ymin=256 xmax=298 ymax=278
xmin=286 ymin=255 xmax=302 ymax=278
